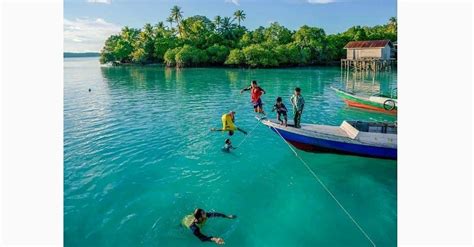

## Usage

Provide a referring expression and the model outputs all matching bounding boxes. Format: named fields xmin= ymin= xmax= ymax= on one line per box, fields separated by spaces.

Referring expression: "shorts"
xmin=277 ymin=110 xmax=287 ymax=117
xmin=252 ymin=98 xmax=263 ymax=109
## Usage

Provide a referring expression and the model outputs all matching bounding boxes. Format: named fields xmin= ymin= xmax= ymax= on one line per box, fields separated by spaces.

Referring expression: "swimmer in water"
xmin=181 ymin=208 xmax=237 ymax=245
xmin=222 ymin=139 xmax=236 ymax=152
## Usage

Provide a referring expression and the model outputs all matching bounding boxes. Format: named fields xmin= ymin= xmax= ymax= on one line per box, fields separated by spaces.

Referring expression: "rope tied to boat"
xmin=235 ymin=119 xmax=261 ymax=148
xmin=271 ymin=126 xmax=377 ymax=247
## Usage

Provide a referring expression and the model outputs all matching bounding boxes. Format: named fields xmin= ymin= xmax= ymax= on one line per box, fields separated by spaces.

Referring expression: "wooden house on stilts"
xmin=341 ymin=40 xmax=396 ymax=71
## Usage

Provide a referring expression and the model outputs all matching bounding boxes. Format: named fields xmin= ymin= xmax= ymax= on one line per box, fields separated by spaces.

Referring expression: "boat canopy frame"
xmin=346 ymin=120 xmax=397 ymax=134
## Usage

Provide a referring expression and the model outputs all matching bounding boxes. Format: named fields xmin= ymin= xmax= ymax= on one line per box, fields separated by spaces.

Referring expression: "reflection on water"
xmin=98 ymin=65 xmax=398 ymax=127
xmin=101 ymin=65 xmax=397 ymax=98
xmin=339 ymin=69 xmax=397 ymax=97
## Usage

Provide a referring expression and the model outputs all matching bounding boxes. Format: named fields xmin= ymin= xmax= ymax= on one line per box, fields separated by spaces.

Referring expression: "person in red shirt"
xmin=240 ymin=80 xmax=266 ymax=114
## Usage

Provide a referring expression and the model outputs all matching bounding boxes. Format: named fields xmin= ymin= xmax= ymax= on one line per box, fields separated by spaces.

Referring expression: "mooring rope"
xmin=235 ymin=119 xmax=262 ymax=148
xmin=272 ymin=127 xmax=376 ymax=247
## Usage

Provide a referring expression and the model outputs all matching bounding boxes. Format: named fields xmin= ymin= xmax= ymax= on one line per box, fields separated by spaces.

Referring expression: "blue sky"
xmin=64 ymin=0 xmax=396 ymax=52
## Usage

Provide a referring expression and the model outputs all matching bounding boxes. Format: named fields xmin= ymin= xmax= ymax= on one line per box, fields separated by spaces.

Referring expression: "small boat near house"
xmin=332 ymin=87 xmax=397 ymax=114
xmin=261 ymin=119 xmax=397 ymax=160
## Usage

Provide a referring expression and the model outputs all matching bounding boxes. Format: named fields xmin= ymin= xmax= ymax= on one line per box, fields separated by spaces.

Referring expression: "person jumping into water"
xmin=211 ymin=111 xmax=248 ymax=136
xmin=272 ymin=97 xmax=288 ymax=126
xmin=241 ymin=80 xmax=266 ymax=115
xmin=182 ymin=208 xmax=237 ymax=245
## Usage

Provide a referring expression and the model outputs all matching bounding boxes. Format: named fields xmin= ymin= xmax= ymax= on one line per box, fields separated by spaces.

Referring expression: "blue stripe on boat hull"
xmin=271 ymin=127 xmax=397 ymax=160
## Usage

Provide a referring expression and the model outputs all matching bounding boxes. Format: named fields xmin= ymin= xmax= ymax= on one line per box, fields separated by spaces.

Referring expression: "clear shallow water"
xmin=64 ymin=57 xmax=397 ymax=246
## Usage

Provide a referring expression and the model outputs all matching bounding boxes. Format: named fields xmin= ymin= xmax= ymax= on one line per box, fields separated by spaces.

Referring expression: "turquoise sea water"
xmin=64 ymin=57 xmax=397 ymax=246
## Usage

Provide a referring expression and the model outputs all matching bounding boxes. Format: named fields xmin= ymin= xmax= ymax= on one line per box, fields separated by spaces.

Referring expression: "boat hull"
xmin=269 ymin=125 xmax=397 ymax=160
xmin=333 ymin=87 xmax=397 ymax=115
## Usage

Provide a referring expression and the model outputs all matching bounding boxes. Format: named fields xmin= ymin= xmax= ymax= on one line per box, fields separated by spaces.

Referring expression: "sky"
xmin=64 ymin=0 xmax=397 ymax=52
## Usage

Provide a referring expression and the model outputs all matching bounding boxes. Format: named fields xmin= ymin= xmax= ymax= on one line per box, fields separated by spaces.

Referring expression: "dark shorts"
xmin=252 ymin=98 xmax=263 ymax=108
xmin=277 ymin=110 xmax=287 ymax=117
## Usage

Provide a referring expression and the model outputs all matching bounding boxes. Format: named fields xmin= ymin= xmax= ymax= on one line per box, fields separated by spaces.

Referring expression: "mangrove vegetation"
xmin=100 ymin=6 xmax=397 ymax=68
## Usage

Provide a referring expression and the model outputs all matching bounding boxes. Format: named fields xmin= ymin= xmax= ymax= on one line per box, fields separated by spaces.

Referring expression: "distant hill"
xmin=64 ymin=52 xmax=100 ymax=58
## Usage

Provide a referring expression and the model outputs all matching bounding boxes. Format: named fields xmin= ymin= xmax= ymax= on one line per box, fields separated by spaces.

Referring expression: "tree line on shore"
xmin=100 ymin=6 xmax=397 ymax=68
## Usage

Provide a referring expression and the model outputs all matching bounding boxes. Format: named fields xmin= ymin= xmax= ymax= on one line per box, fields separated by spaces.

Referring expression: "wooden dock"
xmin=341 ymin=58 xmax=396 ymax=72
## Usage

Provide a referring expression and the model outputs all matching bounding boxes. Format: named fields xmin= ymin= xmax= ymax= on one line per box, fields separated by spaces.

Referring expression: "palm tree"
xmin=388 ymin=17 xmax=397 ymax=34
xmin=221 ymin=17 xmax=235 ymax=39
xmin=156 ymin=21 xmax=165 ymax=30
xmin=170 ymin=5 xmax=183 ymax=36
xmin=389 ymin=17 xmax=397 ymax=25
xmin=166 ymin=16 xmax=174 ymax=29
xmin=221 ymin=17 xmax=231 ymax=31
xmin=214 ymin=15 xmax=222 ymax=30
xmin=170 ymin=5 xmax=183 ymax=22
xmin=143 ymin=23 xmax=153 ymax=33
xmin=233 ymin=10 xmax=246 ymax=27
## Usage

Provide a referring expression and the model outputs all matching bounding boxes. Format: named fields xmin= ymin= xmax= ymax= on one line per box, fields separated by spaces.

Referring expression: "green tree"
xmin=325 ymin=34 xmax=349 ymax=61
xmin=132 ymin=23 xmax=156 ymax=64
xmin=233 ymin=10 xmax=246 ymax=27
xmin=294 ymin=25 xmax=327 ymax=62
xmin=206 ymin=44 xmax=230 ymax=64
xmin=389 ymin=17 xmax=397 ymax=26
xmin=264 ymin=22 xmax=292 ymax=45
xmin=166 ymin=16 xmax=174 ymax=29
xmin=175 ymin=45 xmax=208 ymax=67
xmin=343 ymin=26 xmax=368 ymax=41
xmin=100 ymin=34 xmax=120 ymax=63
xmin=387 ymin=17 xmax=397 ymax=38
xmin=242 ymin=44 xmax=278 ymax=67
xmin=154 ymin=29 xmax=178 ymax=62
xmin=214 ymin=15 xmax=222 ymax=30
xmin=181 ymin=15 xmax=215 ymax=48
xmin=170 ymin=5 xmax=184 ymax=36
xmin=220 ymin=17 xmax=236 ymax=39
xmin=251 ymin=26 xmax=266 ymax=44
xmin=100 ymin=6 xmax=397 ymax=67
xmin=156 ymin=22 xmax=165 ymax=30
xmin=225 ymin=49 xmax=245 ymax=66
xmin=274 ymin=43 xmax=310 ymax=65
xmin=112 ymin=26 xmax=139 ymax=63
xmin=164 ymin=47 xmax=180 ymax=66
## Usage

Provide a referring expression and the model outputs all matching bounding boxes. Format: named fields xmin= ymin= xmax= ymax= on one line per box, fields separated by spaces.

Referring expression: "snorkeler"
xmin=222 ymin=139 xmax=236 ymax=152
xmin=182 ymin=208 xmax=237 ymax=245
xmin=241 ymin=80 xmax=266 ymax=115
xmin=272 ymin=97 xmax=288 ymax=126
xmin=211 ymin=111 xmax=248 ymax=136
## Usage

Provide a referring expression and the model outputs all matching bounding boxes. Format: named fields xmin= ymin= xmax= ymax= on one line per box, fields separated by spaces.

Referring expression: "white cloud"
xmin=64 ymin=18 xmax=121 ymax=52
xmin=87 ymin=0 xmax=111 ymax=4
xmin=225 ymin=0 xmax=239 ymax=6
xmin=307 ymin=0 xmax=336 ymax=4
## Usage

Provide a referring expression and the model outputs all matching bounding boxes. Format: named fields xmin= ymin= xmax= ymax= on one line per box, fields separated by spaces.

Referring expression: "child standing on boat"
xmin=240 ymin=80 xmax=266 ymax=115
xmin=272 ymin=97 xmax=288 ymax=126
xmin=290 ymin=87 xmax=305 ymax=128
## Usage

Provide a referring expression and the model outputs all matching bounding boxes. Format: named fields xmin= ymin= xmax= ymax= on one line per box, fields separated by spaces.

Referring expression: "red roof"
xmin=344 ymin=40 xmax=392 ymax=49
